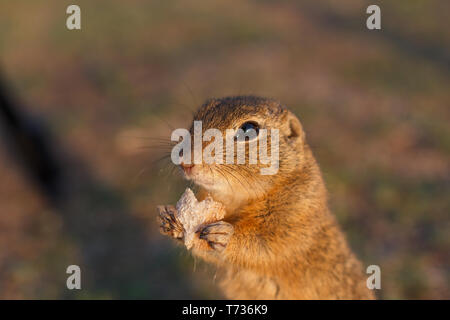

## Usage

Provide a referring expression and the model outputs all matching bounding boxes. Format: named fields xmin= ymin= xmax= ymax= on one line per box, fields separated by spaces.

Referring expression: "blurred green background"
xmin=0 ymin=0 xmax=448 ymax=299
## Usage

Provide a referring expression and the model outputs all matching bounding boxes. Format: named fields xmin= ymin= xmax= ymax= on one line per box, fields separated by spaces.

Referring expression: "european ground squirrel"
xmin=157 ymin=96 xmax=374 ymax=299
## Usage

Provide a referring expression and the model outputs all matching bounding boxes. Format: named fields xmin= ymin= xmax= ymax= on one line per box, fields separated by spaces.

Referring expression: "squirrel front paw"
xmin=196 ymin=221 xmax=234 ymax=252
xmin=156 ymin=205 xmax=184 ymax=241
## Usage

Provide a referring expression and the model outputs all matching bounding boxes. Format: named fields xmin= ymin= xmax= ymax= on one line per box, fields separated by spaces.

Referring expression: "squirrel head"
xmin=178 ymin=96 xmax=307 ymax=204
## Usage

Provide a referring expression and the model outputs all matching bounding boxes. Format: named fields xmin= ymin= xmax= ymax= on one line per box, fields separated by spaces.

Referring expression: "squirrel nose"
xmin=180 ymin=162 xmax=194 ymax=173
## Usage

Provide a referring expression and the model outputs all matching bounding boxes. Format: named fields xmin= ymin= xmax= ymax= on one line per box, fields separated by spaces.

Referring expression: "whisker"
xmin=220 ymin=165 xmax=252 ymax=199
xmin=214 ymin=166 xmax=233 ymax=193
xmin=122 ymin=136 xmax=173 ymax=141
xmin=234 ymin=166 xmax=261 ymax=200
xmin=138 ymin=145 xmax=175 ymax=150
xmin=237 ymin=166 xmax=267 ymax=200
xmin=151 ymin=114 xmax=177 ymax=132
xmin=132 ymin=167 xmax=148 ymax=183
xmin=148 ymin=153 xmax=173 ymax=167
xmin=181 ymin=81 xmax=199 ymax=112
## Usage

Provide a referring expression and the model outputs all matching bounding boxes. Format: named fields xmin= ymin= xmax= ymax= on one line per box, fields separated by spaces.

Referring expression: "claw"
xmin=196 ymin=221 xmax=234 ymax=252
xmin=156 ymin=205 xmax=184 ymax=240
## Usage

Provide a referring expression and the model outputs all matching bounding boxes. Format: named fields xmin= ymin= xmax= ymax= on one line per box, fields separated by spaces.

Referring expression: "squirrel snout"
xmin=180 ymin=162 xmax=195 ymax=174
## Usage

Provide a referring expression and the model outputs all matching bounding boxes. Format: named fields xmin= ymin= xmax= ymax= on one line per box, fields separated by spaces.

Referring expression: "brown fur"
xmin=158 ymin=96 xmax=374 ymax=299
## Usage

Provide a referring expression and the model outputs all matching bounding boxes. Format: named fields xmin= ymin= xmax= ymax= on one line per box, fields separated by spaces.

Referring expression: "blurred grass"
xmin=0 ymin=0 xmax=448 ymax=299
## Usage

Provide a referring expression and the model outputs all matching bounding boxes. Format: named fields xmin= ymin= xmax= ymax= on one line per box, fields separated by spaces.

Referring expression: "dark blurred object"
xmin=0 ymin=73 xmax=198 ymax=299
xmin=0 ymin=75 xmax=63 ymax=202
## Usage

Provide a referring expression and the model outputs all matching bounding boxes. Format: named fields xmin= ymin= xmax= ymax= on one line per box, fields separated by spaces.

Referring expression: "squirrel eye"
xmin=235 ymin=121 xmax=259 ymax=141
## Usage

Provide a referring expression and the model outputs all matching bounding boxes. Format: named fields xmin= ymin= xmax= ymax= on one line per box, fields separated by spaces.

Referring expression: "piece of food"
xmin=176 ymin=188 xmax=226 ymax=249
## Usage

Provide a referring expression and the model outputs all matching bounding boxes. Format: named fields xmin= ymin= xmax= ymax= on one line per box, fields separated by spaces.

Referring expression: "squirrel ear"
xmin=285 ymin=111 xmax=304 ymax=143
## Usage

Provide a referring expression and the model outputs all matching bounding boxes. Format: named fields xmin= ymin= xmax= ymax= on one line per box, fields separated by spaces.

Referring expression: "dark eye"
xmin=235 ymin=121 xmax=259 ymax=141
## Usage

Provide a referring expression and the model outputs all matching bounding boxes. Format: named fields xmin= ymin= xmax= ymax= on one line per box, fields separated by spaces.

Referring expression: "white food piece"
xmin=175 ymin=188 xmax=226 ymax=249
